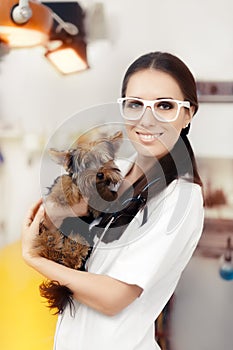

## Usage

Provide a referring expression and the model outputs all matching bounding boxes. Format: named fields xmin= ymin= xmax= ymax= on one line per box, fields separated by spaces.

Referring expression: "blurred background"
xmin=0 ymin=0 xmax=233 ymax=349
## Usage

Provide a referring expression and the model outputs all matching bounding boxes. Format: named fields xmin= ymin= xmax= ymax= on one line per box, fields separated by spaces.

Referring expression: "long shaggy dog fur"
xmin=32 ymin=131 xmax=123 ymax=314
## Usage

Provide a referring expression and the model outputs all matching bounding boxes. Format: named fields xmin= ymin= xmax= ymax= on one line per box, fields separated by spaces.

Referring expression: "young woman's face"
xmin=124 ymin=69 xmax=194 ymax=159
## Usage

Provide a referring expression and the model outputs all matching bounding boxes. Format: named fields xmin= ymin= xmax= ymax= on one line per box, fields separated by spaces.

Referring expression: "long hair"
xmin=122 ymin=51 xmax=202 ymax=185
xmin=93 ymin=52 xmax=202 ymax=243
xmin=121 ymin=52 xmax=198 ymax=114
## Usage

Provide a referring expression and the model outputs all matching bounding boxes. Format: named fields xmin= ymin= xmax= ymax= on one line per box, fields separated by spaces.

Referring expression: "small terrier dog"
xmin=32 ymin=130 xmax=123 ymax=314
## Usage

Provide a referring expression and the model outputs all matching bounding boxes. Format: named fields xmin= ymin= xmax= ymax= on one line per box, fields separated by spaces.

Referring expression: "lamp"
xmin=45 ymin=37 xmax=88 ymax=74
xmin=0 ymin=0 xmax=53 ymax=47
xmin=219 ymin=237 xmax=233 ymax=281
xmin=0 ymin=1 xmax=89 ymax=74
xmin=43 ymin=2 xmax=88 ymax=74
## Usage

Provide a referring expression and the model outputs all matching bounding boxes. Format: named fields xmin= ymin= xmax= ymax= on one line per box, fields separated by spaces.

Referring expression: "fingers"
xmin=23 ymin=198 xmax=43 ymax=228
xmin=31 ymin=204 xmax=45 ymax=229
xmin=31 ymin=198 xmax=43 ymax=217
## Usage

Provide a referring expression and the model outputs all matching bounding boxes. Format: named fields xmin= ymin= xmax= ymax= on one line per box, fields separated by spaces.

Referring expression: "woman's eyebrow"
xmin=126 ymin=96 xmax=175 ymax=100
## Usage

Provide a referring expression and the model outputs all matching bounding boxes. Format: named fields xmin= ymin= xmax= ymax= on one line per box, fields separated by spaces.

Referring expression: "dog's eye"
xmin=96 ymin=172 xmax=104 ymax=180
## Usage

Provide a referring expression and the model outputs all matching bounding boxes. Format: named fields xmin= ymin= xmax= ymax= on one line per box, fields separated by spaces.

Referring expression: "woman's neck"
xmin=133 ymin=155 xmax=157 ymax=177
xmin=118 ymin=155 xmax=157 ymax=197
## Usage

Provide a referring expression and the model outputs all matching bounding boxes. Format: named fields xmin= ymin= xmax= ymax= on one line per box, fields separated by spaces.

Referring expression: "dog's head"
xmin=49 ymin=131 xmax=123 ymax=201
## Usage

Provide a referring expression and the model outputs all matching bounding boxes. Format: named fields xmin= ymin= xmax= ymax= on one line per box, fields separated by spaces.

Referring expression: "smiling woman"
xmin=21 ymin=51 xmax=204 ymax=350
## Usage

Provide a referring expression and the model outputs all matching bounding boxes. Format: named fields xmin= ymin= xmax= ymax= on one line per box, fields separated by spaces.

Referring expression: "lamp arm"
xmin=11 ymin=0 xmax=79 ymax=37
xmin=19 ymin=0 xmax=30 ymax=7
xmin=51 ymin=11 xmax=79 ymax=36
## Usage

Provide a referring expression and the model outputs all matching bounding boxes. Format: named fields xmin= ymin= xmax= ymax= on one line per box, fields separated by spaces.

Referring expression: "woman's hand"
xmin=21 ymin=198 xmax=45 ymax=264
xmin=21 ymin=197 xmax=89 ymax=262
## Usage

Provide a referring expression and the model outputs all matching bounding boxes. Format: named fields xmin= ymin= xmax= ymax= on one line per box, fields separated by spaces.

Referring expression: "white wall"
xmin=0 ymin=0 xmax=233 ymax=132
xmin=171 ymin=256 xmax=233 ymax=350
xmin=190 ymin=103 xmax=233 ymax=158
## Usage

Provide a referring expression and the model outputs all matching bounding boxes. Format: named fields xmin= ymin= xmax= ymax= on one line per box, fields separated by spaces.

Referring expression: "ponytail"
xmin=180 ymin=129 xmax=202 ymax=187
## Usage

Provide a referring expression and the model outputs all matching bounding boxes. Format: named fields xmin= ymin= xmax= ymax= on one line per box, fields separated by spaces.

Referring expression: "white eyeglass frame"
xmin=117 ymin=97 xmax=191 ymax=122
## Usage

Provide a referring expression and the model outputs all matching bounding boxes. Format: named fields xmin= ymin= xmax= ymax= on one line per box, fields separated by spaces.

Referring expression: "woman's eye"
xmin=157 ymin=101 xmax=174 ymax=110
xmin=126 ymin=100 xmax=143 ymax=109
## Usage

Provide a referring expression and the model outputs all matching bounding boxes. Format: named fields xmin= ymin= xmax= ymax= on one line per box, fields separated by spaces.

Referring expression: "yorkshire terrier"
xmin=32 ymin=130 xmax=123 ymax=314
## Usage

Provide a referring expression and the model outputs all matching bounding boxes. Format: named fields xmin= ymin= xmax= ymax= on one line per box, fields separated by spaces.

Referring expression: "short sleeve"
xmin=105 ymin=181 xmax=204 ymax=291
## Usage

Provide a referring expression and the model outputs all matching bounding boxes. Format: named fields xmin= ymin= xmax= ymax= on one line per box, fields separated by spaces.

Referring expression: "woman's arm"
xmin=21 ymin=200 xmax=142 ymax=316
xmin=27 ymin=257 xmax=142 ymax=316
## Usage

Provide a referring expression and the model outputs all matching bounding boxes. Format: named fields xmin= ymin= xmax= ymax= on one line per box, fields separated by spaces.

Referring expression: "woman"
xmin=22 ymin=52 xmax=204 ymax=350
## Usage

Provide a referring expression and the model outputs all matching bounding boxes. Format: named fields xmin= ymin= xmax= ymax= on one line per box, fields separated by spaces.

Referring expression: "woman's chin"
xmin=131 ymin=139 xmax=169 ymax=159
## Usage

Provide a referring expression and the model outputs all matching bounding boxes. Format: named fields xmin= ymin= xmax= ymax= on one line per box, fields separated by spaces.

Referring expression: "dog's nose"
xmin=96 ymin=172 xmax=104 ymax=180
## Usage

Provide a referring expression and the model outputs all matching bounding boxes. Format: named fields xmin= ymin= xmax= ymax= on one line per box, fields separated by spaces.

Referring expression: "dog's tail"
xmin=39 ymin=280 xmax=74 ymax=315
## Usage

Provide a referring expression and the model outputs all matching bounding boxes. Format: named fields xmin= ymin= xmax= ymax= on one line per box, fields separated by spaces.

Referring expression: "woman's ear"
xmin=189 ymin=105 xmax=196 ymax=118
xmin=183 ymin=105 xmax=195 ymax=129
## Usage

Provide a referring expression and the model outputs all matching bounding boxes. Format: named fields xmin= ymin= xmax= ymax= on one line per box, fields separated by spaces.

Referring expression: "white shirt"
xmin=53 ymin=158 xmax=204 ymax=350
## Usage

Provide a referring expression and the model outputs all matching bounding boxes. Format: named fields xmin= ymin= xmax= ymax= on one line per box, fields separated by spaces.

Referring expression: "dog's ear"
xmin=107 ymin=131 xmax=123 ymax=153
xmin=48 ymin=148 xmax=72 ymax=171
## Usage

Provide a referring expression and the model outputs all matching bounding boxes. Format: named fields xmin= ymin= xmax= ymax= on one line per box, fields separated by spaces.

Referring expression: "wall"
xmin=171 ymin=256 xmax=233 ymax=350
xmin=0 ymin=0 xmax=233 ymax=130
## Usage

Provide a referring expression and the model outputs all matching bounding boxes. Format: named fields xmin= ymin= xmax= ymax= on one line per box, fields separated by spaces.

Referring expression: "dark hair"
xmin=121 ymin=51 xmax=202 ymax=186
xmin=121 ymin=51 xmax=198 ymax=115
xmin=93 ymin=52 xmax=202 ymax=243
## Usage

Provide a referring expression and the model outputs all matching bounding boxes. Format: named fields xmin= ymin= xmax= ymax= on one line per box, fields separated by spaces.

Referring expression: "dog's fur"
xmin=32 ymin=131 xmax=123 ymax=314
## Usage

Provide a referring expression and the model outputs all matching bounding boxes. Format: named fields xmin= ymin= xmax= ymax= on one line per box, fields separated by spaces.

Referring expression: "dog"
xmin=32 ymin=130 xmax=123 ymax=314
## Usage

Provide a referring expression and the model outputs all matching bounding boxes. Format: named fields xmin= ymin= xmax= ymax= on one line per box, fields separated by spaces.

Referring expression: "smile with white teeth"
xmin=136 ymin=132 xmax=163 ymax=141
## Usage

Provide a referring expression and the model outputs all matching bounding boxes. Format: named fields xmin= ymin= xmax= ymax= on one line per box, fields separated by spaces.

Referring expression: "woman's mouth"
xmin=136 ymin=131 xmax=163 ymax=142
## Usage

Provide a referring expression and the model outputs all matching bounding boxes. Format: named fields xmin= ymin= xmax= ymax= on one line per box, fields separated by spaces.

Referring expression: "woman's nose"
xmin=138 ymin=106 xmax=157 ymax=127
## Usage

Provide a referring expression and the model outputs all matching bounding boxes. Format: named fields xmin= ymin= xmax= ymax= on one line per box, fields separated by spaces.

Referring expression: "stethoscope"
xmin=87 ymin=176 xmax=162 ymax=261
xmin=119 ymin=176 xmax=161 ymax=226
xmin=86 ymin=177 xmax=162 ymax=270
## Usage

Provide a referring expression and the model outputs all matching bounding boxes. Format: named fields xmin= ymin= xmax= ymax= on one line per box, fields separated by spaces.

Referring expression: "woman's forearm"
xmin=26 ymin=256 xmax=142 ymax=316
xmin=21 ymin=199 xmax=142 ymax=316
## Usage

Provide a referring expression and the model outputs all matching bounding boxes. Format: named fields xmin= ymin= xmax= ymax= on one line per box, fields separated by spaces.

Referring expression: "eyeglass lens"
xmin=122 ymin=99 xmax=179 ymax=121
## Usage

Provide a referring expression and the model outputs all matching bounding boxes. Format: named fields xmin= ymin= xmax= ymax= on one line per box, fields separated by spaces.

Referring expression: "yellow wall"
xmin=0 ymin=241 xmax=57 ymax=350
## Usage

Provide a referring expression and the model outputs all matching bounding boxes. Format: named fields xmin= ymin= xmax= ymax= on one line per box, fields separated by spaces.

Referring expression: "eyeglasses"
xmin=117 ymin=97 xmax=190 ymax=122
